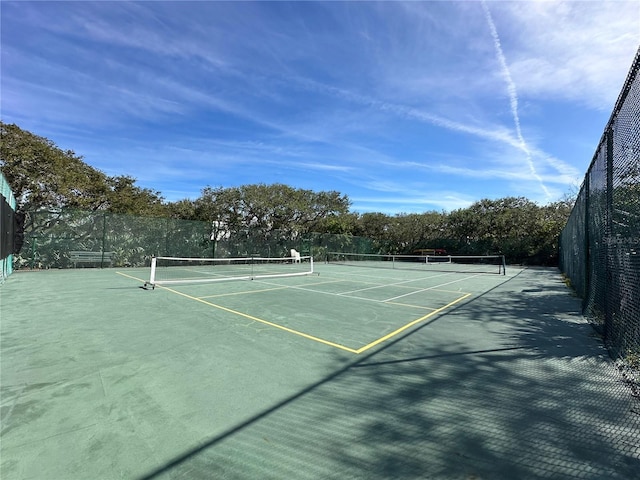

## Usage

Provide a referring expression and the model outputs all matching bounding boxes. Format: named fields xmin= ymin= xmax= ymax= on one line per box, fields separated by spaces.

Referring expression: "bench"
xmin=69 ymin=251 xmax=115 ymax=268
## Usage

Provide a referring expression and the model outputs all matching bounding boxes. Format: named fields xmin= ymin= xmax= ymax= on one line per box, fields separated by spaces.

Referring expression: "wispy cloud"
xmin=286 ymin=73 xmax=579 ymax=192
xmin=352 ymin=191 xmax=476 ymax=214
xmin=481 ymin=0 xmax=551 ymax=201
xmin=2 ymin=1 xmax=637 ymax=212
xmin=497 ymin=1 xmax=640 ymax=111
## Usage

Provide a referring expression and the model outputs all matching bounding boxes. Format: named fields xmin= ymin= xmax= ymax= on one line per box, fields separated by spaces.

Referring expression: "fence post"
xmin=583 ymin=175 xmax=590 ymax=312
xmin=604 ymin=126 xmax=615 ymax=347
xmin=31 ymin=235 xmax=37 ymax=270
xmin=101 ymin=211 xmax=108 ymax=268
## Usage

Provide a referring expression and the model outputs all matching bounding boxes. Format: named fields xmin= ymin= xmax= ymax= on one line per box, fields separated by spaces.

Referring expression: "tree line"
xmin=1 ymin=122 xmax=573 ymax=265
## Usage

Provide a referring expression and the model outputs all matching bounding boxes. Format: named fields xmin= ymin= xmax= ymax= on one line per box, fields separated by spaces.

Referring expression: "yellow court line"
xmin=118 ymin=272 xmax=360 ymax=354
xmin=162 ymin=285 xmax=359 ymax=353
xmin=354 ymin=293 xmax=472 ymax=354
xmin=115 ymin=271 xmax=471 ymax=355
xmin=383 ymin=301 xmax=438 ymax=311
xmin=116 ymin=271 xmax=147 ymax=283
xmin=383 ymin=288 xmax=471 ymax=310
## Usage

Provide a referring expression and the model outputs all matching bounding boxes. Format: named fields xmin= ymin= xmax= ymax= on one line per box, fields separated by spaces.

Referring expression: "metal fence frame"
xmin=560 ymin=47 xmax=640 ymax=361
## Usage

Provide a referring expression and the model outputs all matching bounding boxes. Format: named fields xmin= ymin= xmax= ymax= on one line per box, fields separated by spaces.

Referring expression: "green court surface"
xmin=1 ymin=264 xmax=639 ymax=479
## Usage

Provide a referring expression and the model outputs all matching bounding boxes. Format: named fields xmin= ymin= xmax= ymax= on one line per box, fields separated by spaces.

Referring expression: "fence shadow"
xmin=138 ymin=268 xmax=640 ymax=480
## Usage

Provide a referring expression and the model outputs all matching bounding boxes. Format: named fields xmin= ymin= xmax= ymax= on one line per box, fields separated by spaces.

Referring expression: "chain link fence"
xmin=14 ymin=209 xmax=375 ymax=270
xmin=560 ymin=47 xmax=640 ymax=366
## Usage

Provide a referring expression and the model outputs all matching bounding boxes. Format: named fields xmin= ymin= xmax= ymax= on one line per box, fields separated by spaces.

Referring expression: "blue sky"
xmin=2 ymin=1 xmax=639 ymax=214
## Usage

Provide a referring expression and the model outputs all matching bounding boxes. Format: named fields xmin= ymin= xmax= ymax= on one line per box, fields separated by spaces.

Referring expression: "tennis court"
xmin=1 ymin=261 xmax=639 ymax=479
xmin=136 ymin=257 xmax=502 ymax=354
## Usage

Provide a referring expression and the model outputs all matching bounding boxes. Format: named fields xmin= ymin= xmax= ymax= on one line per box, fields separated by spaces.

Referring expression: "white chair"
xmin=290 ymin=248 xmax=301 ymax=263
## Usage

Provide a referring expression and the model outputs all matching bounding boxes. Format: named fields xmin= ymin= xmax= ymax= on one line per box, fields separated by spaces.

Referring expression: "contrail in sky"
xmin=481 ymin=0 xmax=552 ymax=200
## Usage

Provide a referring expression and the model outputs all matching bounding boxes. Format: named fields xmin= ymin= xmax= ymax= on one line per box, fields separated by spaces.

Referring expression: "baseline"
xmin=117 ymin=271 xmax=473 ymax=354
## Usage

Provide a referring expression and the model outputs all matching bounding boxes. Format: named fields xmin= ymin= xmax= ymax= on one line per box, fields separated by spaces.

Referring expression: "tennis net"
xmin=146 ymin=255 xmax=314 ymax=287
xmin=326 ymin=252 xmax=506 ymax=275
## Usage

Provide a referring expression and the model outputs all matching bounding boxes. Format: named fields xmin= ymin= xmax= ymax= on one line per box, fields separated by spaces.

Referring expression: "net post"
xmin=149 ymin=256 xmax=157 ymax=287
xmin=501 ymin=255 xmax=506 ymax=275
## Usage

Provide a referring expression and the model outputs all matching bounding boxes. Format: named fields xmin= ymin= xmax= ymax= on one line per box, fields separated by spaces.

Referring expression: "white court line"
xmin=255 ymin=278 xmax=392 ymax=305
xmin=161 ymin=266 xmax=243 ymax=278
xmin=383 ymin=274 xmax=482 ymax=302
xmin=321 ymin=267 xmax=472 ymax=296
xmin=255 ymin=271 xmax=476 ymax=306
xmin=339 ymin=276 xmax=441 ymax=295
xmin=322 ymin=267 xmax=458 ymax=284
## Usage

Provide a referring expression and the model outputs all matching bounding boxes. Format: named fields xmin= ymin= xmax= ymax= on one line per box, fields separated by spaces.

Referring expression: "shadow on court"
xmin=1 ymin=267 xmax=639 ymax=479
xmin=135 ymin=269 xmax=640 ymax=480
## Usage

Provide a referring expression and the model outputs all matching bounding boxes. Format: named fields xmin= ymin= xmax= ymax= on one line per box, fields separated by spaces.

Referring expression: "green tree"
xmin=0 ymin=122 xmax=166 ymax=215
xmin=165 ymin=198 xmax=197 ymax=220
xmin=444 ymin=197 xmax=572 ymax=264
xmin=314 ymin=212 xmax=359 ymax=235
xmin=390 ymin=212 xmax=448 ymax=253
xmin=534 ymin=198 xmax=574 ymax=264
xmin=106 ymin=175 xmax=165 ymax=216
xmin=192 ymin=183 xmax=350 ymax=239
xmin=353 ymin=212 xmax=393 ymax=252
xmin=1 ymin=122 xmax=110 ymax=211
xmin=194 ymin=186 xmax=244 ymax=235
